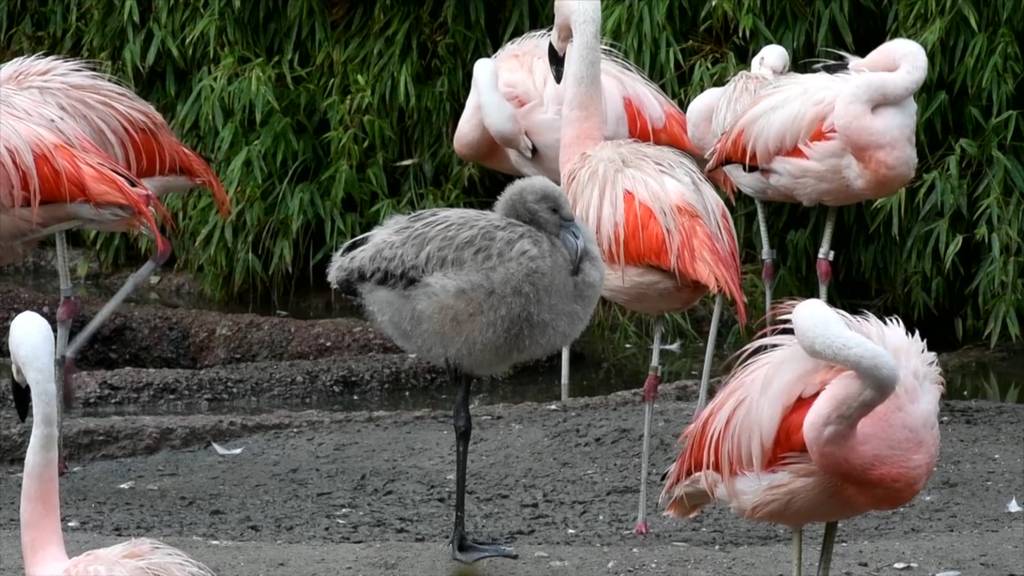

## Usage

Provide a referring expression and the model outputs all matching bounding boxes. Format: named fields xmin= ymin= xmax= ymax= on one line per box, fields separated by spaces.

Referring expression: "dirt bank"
xmin=0 ymin=280 xmax=397 ymax=370
xmin=1 ymin=391 xmax=1021 ymax=576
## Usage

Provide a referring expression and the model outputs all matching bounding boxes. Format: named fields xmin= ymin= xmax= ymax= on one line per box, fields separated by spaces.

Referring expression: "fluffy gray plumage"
xmin=327 ymin=176 xmax=604 ymax=376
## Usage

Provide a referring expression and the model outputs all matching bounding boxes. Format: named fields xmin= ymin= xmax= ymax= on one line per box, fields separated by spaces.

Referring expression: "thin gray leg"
xmin=696 ymin=293 xmax=723 ymax=415
xmin=816 ymin=521 xmax=838 ymax=576
xmin=633 ymin=316 xmax=664 ymax=535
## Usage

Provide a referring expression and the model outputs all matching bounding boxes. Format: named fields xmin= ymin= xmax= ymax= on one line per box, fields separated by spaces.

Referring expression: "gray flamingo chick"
xmin=327 ymin=176 xmax=604 ymax=563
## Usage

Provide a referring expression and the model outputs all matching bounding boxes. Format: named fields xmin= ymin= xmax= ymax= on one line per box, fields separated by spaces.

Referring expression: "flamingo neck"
xmin=559 ymin=1 xmax=604 ymax=178
xmin=21 ymin=362 xmax=68 ymax=574
xmin=792 ymin=301 xmax=899 ymax=433
xmin=850 ymin=51 xmax=927 ymax=107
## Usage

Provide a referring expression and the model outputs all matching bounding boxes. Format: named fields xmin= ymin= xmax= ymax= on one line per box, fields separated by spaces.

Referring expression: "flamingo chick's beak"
xmin=559 ymin=219 xmax=584 ymax=275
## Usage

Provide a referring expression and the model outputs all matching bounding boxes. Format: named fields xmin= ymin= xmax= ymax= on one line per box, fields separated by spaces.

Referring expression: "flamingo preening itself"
xmin=0 ymin=54 xmax=229 ymax=468
xmin=686 ymin=45 xmax=791 ymax=320
xmin=453 ymin=26 xmax=699 ymax=401
xmin=548 ymin=0 xmax=747 ymax=535
xmin=705 ymin=39 xmax=928 ymax=303
xmin=328 ymin=176 xmax=604 ymax=563
xmin=661 ymin=299 xmax=943 ymax=576
xmin=8 ymin=310 xmax=216 ymax=576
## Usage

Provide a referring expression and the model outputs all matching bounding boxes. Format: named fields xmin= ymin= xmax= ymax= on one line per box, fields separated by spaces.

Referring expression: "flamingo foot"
xmin=633 ymin=520 xmax=650 ymax=536
xmin=450 ymin=531 xmax=518 ymax=563
xmin=641 ymin=372 xmax=661 ymax=403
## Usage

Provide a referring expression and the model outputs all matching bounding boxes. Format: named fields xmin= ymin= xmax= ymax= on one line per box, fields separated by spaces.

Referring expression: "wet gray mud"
xmin=0 ymin=276 xmax=1022 ymax=576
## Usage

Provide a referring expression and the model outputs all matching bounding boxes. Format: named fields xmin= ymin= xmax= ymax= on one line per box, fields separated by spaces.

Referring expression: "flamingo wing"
xmin=566 ymin=141 xmax=746 ymax=323
xmin=599 ymin=47 xmax=698 ymax=156
xmin=706 ymin=72 xmax=845 ymax=172
xmin=0 ymin=115 xmax=169 ymax=254
xmin=0 ymin=55 xmax=230 ymax=216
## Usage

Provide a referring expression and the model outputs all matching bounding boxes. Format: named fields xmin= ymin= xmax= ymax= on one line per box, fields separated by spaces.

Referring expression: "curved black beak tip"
xmin=11 ymin=379 xmax=30 ymax=423
xmin=817 ymin=60 xmax=850 ymax=74
xmin=548 ymin=41 xmax=565 ymax=84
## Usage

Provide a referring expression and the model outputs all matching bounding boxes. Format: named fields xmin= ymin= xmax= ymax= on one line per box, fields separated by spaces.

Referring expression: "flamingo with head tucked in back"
xmin=661 ymin=298 xmax=943 ymax=576
xmin=547 ymin=0 xmax=747 ymax=535
xmin=705 ymin=39 xmax=928 ymax=303
xmin=0 ymin=54 xmax=230 ymax=470
xmin=686 ymin=45 xmax=790 ymax=320
xmin=453 ymin=27 xmax=700 ymax=401
xmin=9 ymin=310 xmax=216 ymax=576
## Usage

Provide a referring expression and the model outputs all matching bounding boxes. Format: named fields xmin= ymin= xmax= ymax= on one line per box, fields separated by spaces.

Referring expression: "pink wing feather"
xmin=64 ymin=538 xmax=215 ymax=576
xmin=0 ymin=54 xmax=230 ymax=217
xmin=706 ymin=72 xmax=844 ymax=171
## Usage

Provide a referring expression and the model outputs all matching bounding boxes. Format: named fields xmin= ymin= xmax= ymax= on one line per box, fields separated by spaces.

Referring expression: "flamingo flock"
xmin=2 ymin=1 xmax=942 ymax=575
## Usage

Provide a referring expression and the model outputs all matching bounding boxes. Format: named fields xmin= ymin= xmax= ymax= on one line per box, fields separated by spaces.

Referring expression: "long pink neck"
xmin=558 ymin=1 xmax=605 ymax=178
xmin=21 ymin=363 xmax=68 ymax=574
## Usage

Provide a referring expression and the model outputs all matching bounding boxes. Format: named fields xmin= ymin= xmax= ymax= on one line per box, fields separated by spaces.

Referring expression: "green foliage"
xmin=2 ymin=0 xmax=1021 ymax=345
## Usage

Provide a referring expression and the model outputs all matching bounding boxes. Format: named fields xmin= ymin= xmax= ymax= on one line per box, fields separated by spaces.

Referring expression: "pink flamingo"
xmin=661 ymin=299 xmax=943 ymax=576
xmin=453 ymin=28 xmax=700 ymax=401
xmin=9 ymin=310 xmax=216 ymax=576
xmin=549 ymin=0 xmax=747 ymax=534
xmin=686 ymin=45 xmax=790 ymax=319
xmin=705 ymin=39 xmax=928 ymax=303
xmin=454 ymin=29 xmax=699 ymax=182
xmin=1 ymin=54 xmax=229 ymax=468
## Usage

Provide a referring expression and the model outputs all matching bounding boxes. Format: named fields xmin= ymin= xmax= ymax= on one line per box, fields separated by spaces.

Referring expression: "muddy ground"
xmin=0 ymin=274 xmax=1022 ymax=575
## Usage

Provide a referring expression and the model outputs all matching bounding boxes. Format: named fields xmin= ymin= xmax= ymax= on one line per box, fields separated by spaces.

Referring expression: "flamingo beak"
xmin=818 ymin=60 xmax=850 ymax=74
xmin=9 ymin=361 xmax=31 ymax=423
xmin=548 ymin=41 xmax=565 ymax=84
xmin=559 ymin=219 xmax=584 ymax=275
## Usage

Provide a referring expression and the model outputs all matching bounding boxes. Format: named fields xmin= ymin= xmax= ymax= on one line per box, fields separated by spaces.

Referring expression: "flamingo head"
xmin=751 ymin=44 xmax=790 ymax=76
xmin=494 ymin=176 xmax=587 ymax=273
xmin=548 ymin=0 xmax=577 ymax=83
xmin=852 ymin=38 xmax=928 ymax=80
xmin=7 ymin=311 xmax=54 ymax=423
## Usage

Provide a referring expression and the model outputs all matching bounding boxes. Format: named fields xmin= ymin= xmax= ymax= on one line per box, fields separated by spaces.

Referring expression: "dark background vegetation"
xmin=1 ymin=0 xmax=1020 ymax=348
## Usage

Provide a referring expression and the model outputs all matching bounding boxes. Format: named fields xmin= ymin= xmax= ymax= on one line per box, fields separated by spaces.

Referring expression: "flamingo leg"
xmin=448 ymin=364 xmax=517 ymax=563
xmin=633 ymin=316 xmax=664 ymax=535
xmin=61 ymin=243 xmax=172 ymax=389
xmin=560 ymin=346 xmax=571 ymax=402
xmin=816 ymin=521 xmax=838 ymax=576
xmin=792 ymin=527 xmax=804 ymax=576
xmin=696 ymin=293 xmax=723 ymax=415
xmin=53 ymin=231 xmax=77 ymax=476
xmin=816 ymin=207 xmax=838 ymax=303
xmin=755 ymin=199 xmax=776 ymax=325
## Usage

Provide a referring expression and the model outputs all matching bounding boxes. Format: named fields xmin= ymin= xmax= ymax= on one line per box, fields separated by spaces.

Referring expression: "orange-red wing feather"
xmin=624 ymin=97 xmax=700 ymax=157
xmin=606 ymin=191 xmax=746 ymax=324
xmin=5 ymin=134 xmax=170 ymax=255
xmin=121 ymin=125 xmax=231 ymax=217
xmin=707 ymin=122 xmax=836 ymax=172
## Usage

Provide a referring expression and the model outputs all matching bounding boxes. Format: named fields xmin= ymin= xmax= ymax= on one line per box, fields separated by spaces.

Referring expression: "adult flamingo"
xmin=686 ymin=45 xmax=790 ymax=320
xmin=453 ymin=28 xmax=699 ymax=400
xmin=548 ymin=0 xmax=747 ymax=534
xmin=1 ymin=54 xmax=229 ymax=472
xmin=706 ymin=39 xmax=928 ymax=302
xmin=661 ymin=299 xmax=942 ymax=576
xmin=1 ymin=54 xmax=230 ymax=370
xmin=8 ymin=311 xmax=216 ymax=576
